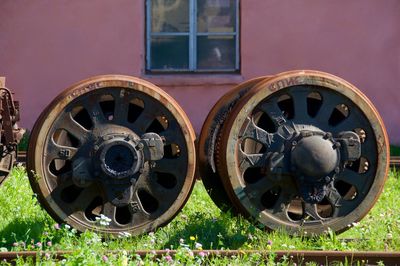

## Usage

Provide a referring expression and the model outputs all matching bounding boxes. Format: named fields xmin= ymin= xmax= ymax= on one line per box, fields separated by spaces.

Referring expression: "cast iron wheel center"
xmin=291 ymin=134 xmax=339 ymax=178
xmin=98 ymin=134 xmax=142 ymax=179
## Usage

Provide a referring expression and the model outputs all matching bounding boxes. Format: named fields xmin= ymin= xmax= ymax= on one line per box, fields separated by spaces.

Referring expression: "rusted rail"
xmin=391 ymin=156 xmax=400 ymax=167
xmin=1 ymin=250 xmax=399 ymax=264
xmin=17 ymin=151 xmax=26 ymax=165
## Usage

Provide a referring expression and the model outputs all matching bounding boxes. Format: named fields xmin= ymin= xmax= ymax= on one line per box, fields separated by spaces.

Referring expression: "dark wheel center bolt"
xmin=99 ymin=137 xmax=143 ymax=179
xmin=105 ymin=145 xmax=135 ymax=173
xmin=291 ymin=134 xmax=339 ymax=178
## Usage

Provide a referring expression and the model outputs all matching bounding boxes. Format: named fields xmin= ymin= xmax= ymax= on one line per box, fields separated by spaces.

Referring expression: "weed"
xmin=0 ymin=167 xmax=399 ymax=265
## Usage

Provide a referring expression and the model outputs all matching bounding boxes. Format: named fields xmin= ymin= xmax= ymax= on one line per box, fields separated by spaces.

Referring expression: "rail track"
xmin=0 ymin=249 xmax=399 ymax=264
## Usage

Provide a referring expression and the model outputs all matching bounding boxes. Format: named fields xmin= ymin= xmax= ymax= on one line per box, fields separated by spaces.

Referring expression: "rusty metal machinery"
xmin=198 ymin=76 xmax=270 ymax=213
xmin=0 ymin=70 xmax=390 ymax=237
xmin=199 ymin=70 xmax=389 ymax=235
xmin=0 ymin=81 xmax=24 ymax=186
xmin=27 ymin=75 xmax=196 ymax=235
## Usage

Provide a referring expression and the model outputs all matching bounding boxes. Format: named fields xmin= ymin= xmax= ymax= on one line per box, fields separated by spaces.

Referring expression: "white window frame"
xmin=146 ymin=0 xmax=240 ymax=72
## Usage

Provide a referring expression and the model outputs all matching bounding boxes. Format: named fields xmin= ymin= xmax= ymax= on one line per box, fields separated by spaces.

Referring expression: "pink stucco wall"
xmin=0 ymin=1 xmax=399 ymax=143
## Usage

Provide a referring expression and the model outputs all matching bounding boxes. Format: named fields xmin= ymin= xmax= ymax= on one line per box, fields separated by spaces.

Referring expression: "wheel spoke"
xmin=336 ymin=198 xmax=361 ymax=217
xmin=56 ymin=170 xmax=73 ymax=182
xmin=361 ymin=138 xmax=377 ymax=162
xmin=330 ymin=115 xmax=356 ymax=133
xmin=58 ymin=113 xmax=89 ymax=142
xmin=315 ymin=92 xmax=344 ymax=125
xmin=288 ymin=88 xmax=310 ymax=123
xmin=113 ymin=93 xmax=131 ymax=124
xmin=258 ymin=100 xmax=286 ymax=126
xmin=238 ymin=150 xmax=267 ymax=174
xmin=159 ymin=120 xmax=182 ymax=144
xmin=130 ymin=194 xmax=151 ymax=224
xmin=337 ymin=168 xmax=368 ymax=190
xmin=153 ymin=158 xmax=186 ymax=177
xmin=102 ymin=202 xmax=117 ymax=225
xmin=240 ymin=117 xmax=275 ymax=147
xmin=243 ymin=177 xmax=275 ymax=200
xmin=258 ymin=99 xmax=282 ymax=117
xmin=69 ymin=185 xmax=99 ymax=213
xmin=82 ymin=95 xmax=107 ymax=126
xmin=271 ymin=193 xmax=292 ymax=221
xmin=45 ymin=140 xmax=78 ymax=161
xmin=131 ymin=109 xmax=158 ymax=135
xmin=135 ymin=174 xmax=178 ymax=208
xmin=49 ymin=179 xmax=78 ymax=208
xmin=303 ymin=203 xmax=325 ymax=221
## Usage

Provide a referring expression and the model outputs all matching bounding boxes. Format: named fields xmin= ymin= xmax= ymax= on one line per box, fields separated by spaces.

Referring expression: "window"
xmin=146 ymin=0 xmax=239 ymax=72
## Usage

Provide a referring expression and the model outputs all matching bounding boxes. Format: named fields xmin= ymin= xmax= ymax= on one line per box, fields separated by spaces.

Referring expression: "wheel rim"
xmin=198 ymin=76 xmax=270 ymax=212
xmin=28 ymin=75 xmax=196 ymax=235
xmin=217 ymin=70 xmax=389 ymax=235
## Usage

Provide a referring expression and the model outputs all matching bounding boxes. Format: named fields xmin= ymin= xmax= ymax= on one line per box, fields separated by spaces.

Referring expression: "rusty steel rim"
xmin=217 ymin=70 xmax=389 ymax=235
xmin=198 ymin=76 xmax=271 ymax=212
xmin=27 ymin=75 xmax=196 ymax=236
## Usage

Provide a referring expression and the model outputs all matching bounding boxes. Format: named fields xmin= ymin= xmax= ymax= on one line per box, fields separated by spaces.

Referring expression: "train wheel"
xmin=198 ymin=77 xmax=270 ymax=212
xmin=216 ymin=70 xmax=389 ymax=235
xmin=27 ymin=75 xmax=196 ymax=236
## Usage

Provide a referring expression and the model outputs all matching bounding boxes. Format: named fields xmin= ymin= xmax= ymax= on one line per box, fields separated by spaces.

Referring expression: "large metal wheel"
xmin=216 ymin=70 xmax=389 ymax=235
xmin=198 ymin=77 xmax=270 ymax=212
xmin=27 ymin=75 xmax=196 ymax=235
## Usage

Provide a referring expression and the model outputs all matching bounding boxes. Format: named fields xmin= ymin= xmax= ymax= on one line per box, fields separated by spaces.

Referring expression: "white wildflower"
xmin=118 ymin=231 xmax=132 ymax=238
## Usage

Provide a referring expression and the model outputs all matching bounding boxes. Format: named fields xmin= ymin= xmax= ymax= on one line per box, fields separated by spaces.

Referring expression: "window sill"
xmin=141 ymin=73 xmax=244 ymax=87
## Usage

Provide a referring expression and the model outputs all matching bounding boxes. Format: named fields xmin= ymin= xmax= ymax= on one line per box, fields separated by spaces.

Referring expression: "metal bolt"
xmin=324 ymin=132 xmax=332 ymax=139
xmin=333 ymin=142 xmax=341 ymax=149
xmin=136 ymin=143 xmax=144 ymax=150
xmin=335 ymin=167 xmax=340 ymax=173
xmin=363 ymin=161 xmax=369 ymax=171
xmin=357 ymin=129 xmax=367 ymax=143
xmin=292 ymin=141 xmax=297 ymax=146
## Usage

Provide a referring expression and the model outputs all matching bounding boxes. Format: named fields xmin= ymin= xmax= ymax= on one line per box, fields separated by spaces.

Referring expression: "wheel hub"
xmin=256 ymin=121 xmax=360 ymax=204
xmin=291 ymin=133 xmax=339 ymax=178
xmin=97 ymin=134 xmax=142 ymax=179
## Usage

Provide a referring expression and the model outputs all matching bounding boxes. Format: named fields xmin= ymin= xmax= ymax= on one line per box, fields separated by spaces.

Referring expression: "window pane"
xmin=197 ymin=35 xmax=236 ymax=70
xmin=197 ymin=0 xmax=236 ymax=33
xmin=151 ymin=0 xmax=189 ymax=32
xmin=151 ymin=36 xmax=189 ymax=69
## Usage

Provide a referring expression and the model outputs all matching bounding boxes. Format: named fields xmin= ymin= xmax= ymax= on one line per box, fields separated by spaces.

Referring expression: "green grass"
xmin=1 ymin=167 xmax=399 ymax=265
xmin=390 ymin=145 xmax=400 ymax=156
xmin=17 ymin=130 xmax=29 ymax=152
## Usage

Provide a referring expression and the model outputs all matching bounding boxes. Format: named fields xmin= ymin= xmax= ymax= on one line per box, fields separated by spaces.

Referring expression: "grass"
xmin=391 ymin=145 xmax=400 ymax=156
xmin=0 ymin=166 xmax=399 ymax=265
